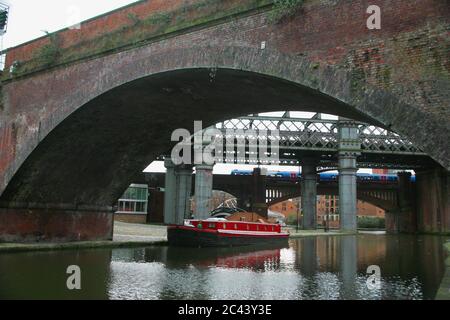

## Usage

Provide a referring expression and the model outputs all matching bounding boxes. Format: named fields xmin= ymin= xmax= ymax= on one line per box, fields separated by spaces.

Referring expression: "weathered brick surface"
xmin=0 ymin=207 xmax=113 ymax=242
xmin=4 ymin=0 xmax=201 ymax=66
xmin=4 ymin=0 xmax=272 ymax=72
xmin=0 ymin=0 xmax=449 ymax=239
xmin=416 ymin=168 xmax=450 ymax=233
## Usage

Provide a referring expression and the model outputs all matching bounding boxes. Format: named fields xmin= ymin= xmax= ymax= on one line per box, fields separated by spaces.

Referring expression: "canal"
xmin=0 ymin=234 xmax=447 ymax=300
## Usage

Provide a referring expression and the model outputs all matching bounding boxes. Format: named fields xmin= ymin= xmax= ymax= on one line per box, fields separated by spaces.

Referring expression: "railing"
xmin=214 ymin=114 xmax=425 ymax=156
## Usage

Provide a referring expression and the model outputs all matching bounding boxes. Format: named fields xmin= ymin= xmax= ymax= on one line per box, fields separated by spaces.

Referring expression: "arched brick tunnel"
xmin=0 ymin=48 xmax=449 ymax=242
xmin=1 ymin=0 xmax=449 ymax=242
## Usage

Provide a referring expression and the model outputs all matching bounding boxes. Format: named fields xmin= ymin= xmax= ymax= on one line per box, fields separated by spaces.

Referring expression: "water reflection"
xmin=0 ymin=250 xmax=111 ymax=300
xmin=0 ymin=234 xmax=446 ymax=300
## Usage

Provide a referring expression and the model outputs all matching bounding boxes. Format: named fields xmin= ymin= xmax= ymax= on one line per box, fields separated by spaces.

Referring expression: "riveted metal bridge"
xmin=156 ymin=112 xmax=429 ymax=228
xmin=208 ymin=112 xmax=432 ymax=170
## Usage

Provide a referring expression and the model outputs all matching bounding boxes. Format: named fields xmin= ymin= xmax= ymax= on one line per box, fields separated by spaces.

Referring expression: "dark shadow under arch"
xmin=1 ymin=67 xmax=387 ymax=207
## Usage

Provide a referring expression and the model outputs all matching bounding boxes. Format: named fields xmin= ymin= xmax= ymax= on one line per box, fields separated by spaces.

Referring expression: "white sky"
xmin=2 ymin=0 xmax=138 ymax=49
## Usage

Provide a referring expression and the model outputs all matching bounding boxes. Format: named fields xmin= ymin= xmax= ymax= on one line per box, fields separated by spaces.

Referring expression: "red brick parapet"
xmin=3 ymin=0 xmax=273 ymax=74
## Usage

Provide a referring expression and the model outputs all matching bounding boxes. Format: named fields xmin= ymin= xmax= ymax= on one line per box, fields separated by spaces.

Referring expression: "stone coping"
xmin=0 ymin=240 xmax=167 ymax=254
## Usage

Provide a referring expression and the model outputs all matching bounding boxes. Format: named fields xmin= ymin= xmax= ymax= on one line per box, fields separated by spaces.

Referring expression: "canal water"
xmin=0 ymin=234 xmax=447 ymax=300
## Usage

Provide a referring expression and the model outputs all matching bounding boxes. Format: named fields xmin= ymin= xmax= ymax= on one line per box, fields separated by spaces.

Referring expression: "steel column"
xmin=194 ymin=163 xmax=214 ymax=220
xmin=301 ymin=158 xmax=318 ymax=230
xmin=163 ymin=159 xmax=177 ymax=225
xmin=338 ymin=118 xmax=361 ymax=232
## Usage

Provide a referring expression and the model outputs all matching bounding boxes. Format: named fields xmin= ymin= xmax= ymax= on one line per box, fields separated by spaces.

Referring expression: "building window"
xmin=116 ymin=184 xmax=148 ymax=214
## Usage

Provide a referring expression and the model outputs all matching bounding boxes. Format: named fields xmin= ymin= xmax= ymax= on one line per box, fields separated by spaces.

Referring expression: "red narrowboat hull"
xmin=168 ymin=221 xmax=289 ymax=247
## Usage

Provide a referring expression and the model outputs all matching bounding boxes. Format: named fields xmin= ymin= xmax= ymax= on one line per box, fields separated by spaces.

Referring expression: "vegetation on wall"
xmin=3 ymin=0 xmax=273 ymax=80
xmin=268 ymin=0 xmax=304 ymax=23
xmin=34 ymin=32 xmax=61 ymax=67
xmin=127 ymin=13 xmax=141 ymax=26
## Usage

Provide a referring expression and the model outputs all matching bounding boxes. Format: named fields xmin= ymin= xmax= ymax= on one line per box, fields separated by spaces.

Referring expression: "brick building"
xmin=269 ymin=196 xmax=385 ymax=228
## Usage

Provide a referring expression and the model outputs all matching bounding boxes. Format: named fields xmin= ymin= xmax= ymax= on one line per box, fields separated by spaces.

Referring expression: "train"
xmin=230 ymin=169 xmax=416 ymax=183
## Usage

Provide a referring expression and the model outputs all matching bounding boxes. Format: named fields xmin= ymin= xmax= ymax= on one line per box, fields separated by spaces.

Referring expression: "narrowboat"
xmin=168 ymin=219 xmax=289 ymax=247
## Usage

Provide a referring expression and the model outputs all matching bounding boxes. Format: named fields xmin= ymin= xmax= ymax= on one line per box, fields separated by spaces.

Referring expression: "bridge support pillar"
xmin=252 ymin=168 xmax=268 ymax=218
xmin=397 ymin=172 xmax=417 ymax=233
xmin=237 ymin=186 xmax=252 ymax=211
xmin=174 ymin=165 xmax=193 ymax=225
xmin=164 ymin=159 xmax=193 ymax=225
xmin=339 ymin=155 xmax=358 ymax=232
xmin=338 ymin=118 xmax=361 ymax=233
xmin=194 ymin=163 xmax=214 ymax=220
xmin=301 ymin=159 xmax=318 ymax=230
xmin=164 ymin=159 xmax=177 ymax=225
xmin=416 ymin=167 xmax=450 ymax=234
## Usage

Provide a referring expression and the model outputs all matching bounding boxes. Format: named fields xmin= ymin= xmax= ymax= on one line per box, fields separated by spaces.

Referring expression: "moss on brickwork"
xmin=350 ymin=68 xmax=366 ymax=94
xmin=34 ymin=32 xmax=61 ymax=67
xmin=3 ymin=0 xmax=274 ymax=80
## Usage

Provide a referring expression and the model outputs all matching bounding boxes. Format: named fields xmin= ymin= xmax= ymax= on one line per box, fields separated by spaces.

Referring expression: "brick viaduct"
xmin=0 ymin=0 xmax=448 ymax=242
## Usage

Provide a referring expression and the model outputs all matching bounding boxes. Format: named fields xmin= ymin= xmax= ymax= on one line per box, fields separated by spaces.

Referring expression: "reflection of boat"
xmin=214 ymin=248 xmax=282 ymax=269
xmin=162 ymin=242 xmax=289 ymax=270
xmin=168 ymin=219 xmax=289 ymax=247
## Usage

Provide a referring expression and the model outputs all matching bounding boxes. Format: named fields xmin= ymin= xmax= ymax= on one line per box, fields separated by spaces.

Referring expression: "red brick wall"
xmin=4 ymin=0 xmax=272 ymax=69
xmin=5 ymin=0 xmax=193 ymax=66
xmin=416 ymin=168 xmax=450 ymax=233
xmin=0 ymin=207 xmax=113 ymax=243
xmin=0 ymin=0 xmax=448 ymax=237
xmin=4 ymin=0 xmax=449 ymax=119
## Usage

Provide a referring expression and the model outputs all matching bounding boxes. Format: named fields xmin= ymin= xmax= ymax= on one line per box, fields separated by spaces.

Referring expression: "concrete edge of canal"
xmin=287 ymin=231 xmax=357 ymax=238
xmin=0 ymin=240 xmax=169 ymax=254
xmin=436 ymin=242 xmax=450 ymax=300
xmin=0 ymin=230 xmax=359 ymax=253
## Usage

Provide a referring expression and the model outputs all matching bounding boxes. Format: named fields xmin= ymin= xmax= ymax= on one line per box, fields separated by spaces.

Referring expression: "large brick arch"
xmin=0 ymin=45 xmax=448 ymax=208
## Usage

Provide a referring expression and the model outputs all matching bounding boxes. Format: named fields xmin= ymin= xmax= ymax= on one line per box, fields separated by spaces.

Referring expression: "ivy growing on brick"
xmin=34 ymin=32 xmax=61 ymax=67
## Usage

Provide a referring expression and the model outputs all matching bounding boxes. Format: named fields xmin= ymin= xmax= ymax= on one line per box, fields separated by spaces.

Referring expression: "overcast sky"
xmin=2 ymin=0 xmax=138 ymax=49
